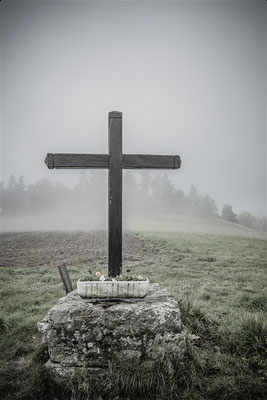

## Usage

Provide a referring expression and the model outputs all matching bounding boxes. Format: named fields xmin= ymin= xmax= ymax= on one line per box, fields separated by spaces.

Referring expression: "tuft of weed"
xmin=32 ymin=343 xmax=49 ymax=365
xmin=114 ymin=358 xmax=168 ymax=399
xmin=67 ymin=369 xmax=107 ymax=400
xmin=61 ymin=347 xmax=208 ymax=400
xmin=0 ymin=367 xmax=21 ymax=399
xmin=239 ymin=294 xmax=267 ymax=312
xmin=0 ymin=317 xmax=10 ymax=334
xmin=111 ymin=344 xmax=208 ymax=400
xmin=21 ymin=344 xmax=67 ymax=400
xmin=226 ymin=314 xmax=267 ymax=358
xmin=179 ymin=299 xmax=219 ymax=342
xmin=198 ymin=256 xmax=216 ymax=262
xmin=225 ymin=313 xmax=267 ymax=382
xmin=28 ymin=364 xmax=64 ymax=400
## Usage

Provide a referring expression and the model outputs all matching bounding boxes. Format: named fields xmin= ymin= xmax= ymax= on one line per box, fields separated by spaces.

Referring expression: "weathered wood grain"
xmin=123 ymin=154 xmax=181 ymax=169
xmin=45 ymin=153 xmax=109 ymax=169
xmin=45 ymin=153 xmax=181 ymax=170
xmin=45 ymin=153 xmax=54 ymax=169
xmin=57 ymin=263 xmax=73 ymax=294
xmin=108 ymin=111 xmax=122 ymax=277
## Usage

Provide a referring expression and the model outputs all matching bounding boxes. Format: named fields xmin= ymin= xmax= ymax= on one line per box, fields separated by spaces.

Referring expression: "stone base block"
xmin=37 ymin=284 xmax=187 ymax=378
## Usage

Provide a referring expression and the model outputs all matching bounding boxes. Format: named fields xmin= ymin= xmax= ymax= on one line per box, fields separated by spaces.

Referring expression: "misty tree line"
xmin=0 ymin=173 xmax=266 ymax=232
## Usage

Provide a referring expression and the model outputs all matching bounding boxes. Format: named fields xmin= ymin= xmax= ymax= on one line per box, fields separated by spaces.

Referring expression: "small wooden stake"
xmin=57 ymin=263 xmax=73 ymax=294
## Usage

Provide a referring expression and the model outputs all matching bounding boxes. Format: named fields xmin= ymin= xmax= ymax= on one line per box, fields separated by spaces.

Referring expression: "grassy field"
xmin=0 ymin=230 xmax=266 ymax=399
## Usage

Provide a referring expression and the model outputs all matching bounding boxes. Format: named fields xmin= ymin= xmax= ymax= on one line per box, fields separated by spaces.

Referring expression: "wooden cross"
xmin=45 ymin=111 xmax=181 ymax=277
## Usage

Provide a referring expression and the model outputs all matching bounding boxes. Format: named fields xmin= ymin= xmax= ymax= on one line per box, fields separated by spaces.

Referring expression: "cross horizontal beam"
xmin=45 ymin=153 xmax=181 ymax=170
xmin=123 ymin=154 xmax=181 ymax=169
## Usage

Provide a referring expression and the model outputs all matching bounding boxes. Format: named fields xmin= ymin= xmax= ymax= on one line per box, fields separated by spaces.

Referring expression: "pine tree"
xmin=16 ymin=176 xmax=27 ymax=213
xmin=221 ymin=204 xmax=238 ymax=223
xmin=161 ymin=174 xmax=176 ymax=209
xmin=139 ymin=171 xmax=151 ymax=201
xmin=187 ymin=184 xmax=201 ymax=214
xmin=201 ymin=194 xmax=218 ymax=217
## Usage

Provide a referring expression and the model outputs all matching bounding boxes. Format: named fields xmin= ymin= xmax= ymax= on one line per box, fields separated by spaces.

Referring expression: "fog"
xmin=1 ymin=0 xmax=266 ymax=232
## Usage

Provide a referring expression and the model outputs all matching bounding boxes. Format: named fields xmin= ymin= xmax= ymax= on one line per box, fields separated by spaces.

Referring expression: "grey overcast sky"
xmin=1 ymin=0 xmax=266 ymax=216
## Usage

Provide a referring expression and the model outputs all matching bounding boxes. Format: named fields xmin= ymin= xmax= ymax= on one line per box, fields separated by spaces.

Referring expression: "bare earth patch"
xmin=0 ymin=231 xmax=157 ymax=268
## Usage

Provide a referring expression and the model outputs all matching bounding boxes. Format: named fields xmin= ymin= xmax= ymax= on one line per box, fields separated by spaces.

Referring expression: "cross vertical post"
xmin=108 ymin=111 xmax=122 ymax=277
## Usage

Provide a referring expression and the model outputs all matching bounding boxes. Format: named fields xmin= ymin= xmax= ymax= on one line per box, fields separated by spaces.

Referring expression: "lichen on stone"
xmin=37 ymin=284 xmax=187 ymax=378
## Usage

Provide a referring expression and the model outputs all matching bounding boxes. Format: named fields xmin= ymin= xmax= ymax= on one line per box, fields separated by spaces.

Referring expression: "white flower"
xmin=99 ymin=275 xmax=105 ymax=282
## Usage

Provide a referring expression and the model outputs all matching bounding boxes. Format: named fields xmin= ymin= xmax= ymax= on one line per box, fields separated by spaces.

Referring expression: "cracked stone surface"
xmin=37 ymin=284 xmax=187 ymax=378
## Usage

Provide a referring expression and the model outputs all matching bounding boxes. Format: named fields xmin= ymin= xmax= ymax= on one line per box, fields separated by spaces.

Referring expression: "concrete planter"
xmin=77 ymin=278 xmax=149 ymax=299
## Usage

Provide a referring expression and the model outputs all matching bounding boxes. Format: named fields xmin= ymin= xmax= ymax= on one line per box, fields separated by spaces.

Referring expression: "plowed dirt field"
xmin=0 ymin=231 xmax=157 ymax=268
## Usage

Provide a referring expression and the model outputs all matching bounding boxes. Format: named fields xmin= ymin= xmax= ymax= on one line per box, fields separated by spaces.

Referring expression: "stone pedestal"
xmin=37 ymin=284 xmax=187 ymax=378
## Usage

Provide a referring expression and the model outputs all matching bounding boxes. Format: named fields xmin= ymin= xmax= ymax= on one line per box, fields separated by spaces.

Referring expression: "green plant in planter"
xmin=80 ymin=270 xmax=147 ymax=282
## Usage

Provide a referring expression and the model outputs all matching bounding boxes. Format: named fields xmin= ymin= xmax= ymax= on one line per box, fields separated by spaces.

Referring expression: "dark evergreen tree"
xmin=5 ymin=175 xmax=18 ymax=214
xmin=139 ymin=171 xmax=151 ymax=200
xmin=201 ymin=194 xmax=218 ymax=217
xmin=161 ymin=174 xmax=176 ymax=209
xmin=238 ymin=211 xmax=257 ymax=229
xmin=16 ymin=176 xmax=27 ymax=213
xmin=32 ymin=178 xmax=55 ymax=212
xmin=151 ymin=175 xmax=163 ymax=208
xmin=221 ymin=204 xmax=238 ymax=223
xmin=187 ymin=184 xmax=201 ymax=214
xmin=2 ymin=174 xmax=253 ymax=231
xmin=8 ymin=175 xmax=17 ymax=190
